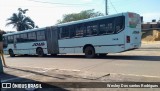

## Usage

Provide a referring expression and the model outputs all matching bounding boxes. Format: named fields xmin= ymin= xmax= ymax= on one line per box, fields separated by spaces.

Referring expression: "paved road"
xmin=142 ymin=41 xmax=160 ymax=49
xmin=3 ymin=47 xmax=160 ymax=77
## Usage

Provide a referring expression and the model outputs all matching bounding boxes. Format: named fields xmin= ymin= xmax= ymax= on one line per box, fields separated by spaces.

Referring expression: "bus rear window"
xmin=128 ymin=13 xmax=140 ymax=28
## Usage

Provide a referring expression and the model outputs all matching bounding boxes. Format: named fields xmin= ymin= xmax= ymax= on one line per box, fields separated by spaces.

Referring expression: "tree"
xmin=57 ymin=9 xmax=104 ymax=24
xmin=6 ymin=8 xmax=36 ymax=31
xmin=0 ymin=29 xmax=6 ymax=34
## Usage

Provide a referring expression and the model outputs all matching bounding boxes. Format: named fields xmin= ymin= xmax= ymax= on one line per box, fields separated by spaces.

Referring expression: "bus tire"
xmin=9 ymin=49 xmax=15 ymax=57
xmin=36 ymin=48 xmax=44 ymax=57
xmin=84 ymin=46 xmax=95 ymax=58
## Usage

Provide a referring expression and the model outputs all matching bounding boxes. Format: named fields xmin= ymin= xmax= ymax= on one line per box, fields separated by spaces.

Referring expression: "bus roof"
xmin=3 ymin=27 xmax=46 ymax=36
xmin=3 ymin=12 xmax=136 ymax=36
xmin=57 ymin=12 xmax=127 ymax=27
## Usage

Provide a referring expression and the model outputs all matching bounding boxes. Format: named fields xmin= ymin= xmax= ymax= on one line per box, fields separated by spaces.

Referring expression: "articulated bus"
xmin=3 ymin=12 xmax=141 ymax=58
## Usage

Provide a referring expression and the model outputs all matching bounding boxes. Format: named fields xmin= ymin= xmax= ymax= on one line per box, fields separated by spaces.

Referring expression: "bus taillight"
xmin=126 ymin=36 xmax=130 ymax=43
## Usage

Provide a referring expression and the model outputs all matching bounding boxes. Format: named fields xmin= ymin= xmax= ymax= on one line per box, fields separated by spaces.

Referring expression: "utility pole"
xmin=105 ymin=0 xmax=108 ymax=15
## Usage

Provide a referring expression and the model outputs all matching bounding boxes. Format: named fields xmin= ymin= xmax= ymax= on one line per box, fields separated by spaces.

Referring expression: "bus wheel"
xmin=9 ymin=49 xmax=15 ymax=57
xmin=36 ymin=48 xmax=44 ymax=57
xmin=84 ymin=46 xmax=95 ymax=58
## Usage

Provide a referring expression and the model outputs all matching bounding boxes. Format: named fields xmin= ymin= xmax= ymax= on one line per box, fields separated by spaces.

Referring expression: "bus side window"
xmin=86 ymin=26 xmax=92 ymax=36
xmin=23 ymin=33 xmax=28 ymax=42
xmin=37 ymin=31 xmax=45 ymax=41
xmin=115 ymin=16 xmax=124 ymax=33
xmin=8 ymin=36 xmax=14 ymax=44
xmin=99 ymin=24 xmax=106 ymax=34
xmin=86 ymin=23 xmax=98 ymax=36
xmin=14 ymin=34 xmax=20 ymax=43
xmin=106 ymin=23 xmax=114 ymax=34
xmin=107 ymin=23 xmax=113 ymax=33
xmin=28 ymin=32 xmax=36 ymax=42
xmin=20 ymin=33 xmax=27 ymax=42
xmin=70 ymin=26 xmax=76 ymax=38
xmin=92 ymin=25 xmax=98 ymax=35
xmin=59 ymin=28 xmax=62 ymax=39
xmin=75 ymin=25 xmax=84 ymax=37
xmin=3 ymin=36 xmax=8 ymax=48
xmin=105 ymin=18 xmax=115 ymax=34
xmin=61 ymin=27 xmax=69 ymax=39
xmin=83 ymin=26 xmax=87 ymax=37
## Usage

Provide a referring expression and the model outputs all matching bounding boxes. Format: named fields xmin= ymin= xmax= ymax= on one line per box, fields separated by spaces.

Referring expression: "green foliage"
xmin=0 ymin=29 xmax=6 ymax=41
xmin=0 ymin=29 xmax=6 ymax=34
xmin=6 ymin=8 xmax=36 ymax=31
xmin=57 ymin=9 xmax=104 ymax=24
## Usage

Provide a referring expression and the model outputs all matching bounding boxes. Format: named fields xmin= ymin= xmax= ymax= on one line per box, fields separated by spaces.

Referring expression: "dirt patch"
xmin=142 ymin=30 xmax=160 ymax=41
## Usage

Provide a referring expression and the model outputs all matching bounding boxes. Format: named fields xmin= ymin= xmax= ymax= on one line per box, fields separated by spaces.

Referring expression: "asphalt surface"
xmin=1 ymin=42 xmax=160 ymax=91
xmin=3 ymin=42 xmax=160 ymax=77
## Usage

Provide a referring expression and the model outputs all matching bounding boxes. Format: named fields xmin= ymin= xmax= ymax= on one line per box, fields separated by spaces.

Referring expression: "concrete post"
xmin=0 ymin=31 xmax=4 ymax=73
xmin=0 ymin=57 xmax=3 ymax=73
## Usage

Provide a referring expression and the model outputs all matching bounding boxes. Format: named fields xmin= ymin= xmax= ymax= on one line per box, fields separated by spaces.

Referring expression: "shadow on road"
xmin=1 ymin=72 xmax=68 ymax=91
xmin=100 ymin=55 xmax=160 ymax=61
xmin=7 ymin=54 xmax=160 ymax=61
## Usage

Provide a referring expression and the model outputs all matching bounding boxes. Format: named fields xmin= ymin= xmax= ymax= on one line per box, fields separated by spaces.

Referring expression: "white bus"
xmin=3 ymin=12 xmax=141 ymax=58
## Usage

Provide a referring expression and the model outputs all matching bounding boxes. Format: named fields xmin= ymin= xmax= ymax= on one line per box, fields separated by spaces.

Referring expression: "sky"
xmin=0 ymin=0 xmax=160 ymax=31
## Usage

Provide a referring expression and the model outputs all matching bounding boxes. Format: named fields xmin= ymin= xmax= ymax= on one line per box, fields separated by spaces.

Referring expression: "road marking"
xmin=15 ymin=66 xmax=81 ymax=72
